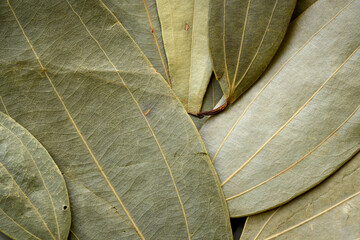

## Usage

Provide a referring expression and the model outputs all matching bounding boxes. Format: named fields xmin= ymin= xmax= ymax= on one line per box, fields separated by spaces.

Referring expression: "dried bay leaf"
xmin=208 ymin=0 xmax=296 ymax=104
xmin=241 ymin=152 xmax=360 ymax=240
xmin=156 ymin=0 xmax=212 ymax=114
xmin=100 ymin=0 xmax=170 ymax=85
xmin=201 ymin=0 xmax=360 ymax=217
xmin=0 ymin=0 xmax=232 ymax=239
xmin=0 ymin=112 xmax=70 ymax=240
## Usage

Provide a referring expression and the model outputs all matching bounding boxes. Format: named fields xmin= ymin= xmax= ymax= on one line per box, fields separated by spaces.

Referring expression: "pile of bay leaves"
xmin=0 ymin=0 xmax=359 ymax=239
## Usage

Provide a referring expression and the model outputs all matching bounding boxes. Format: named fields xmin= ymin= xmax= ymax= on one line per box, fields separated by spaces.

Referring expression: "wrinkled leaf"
xmin=201 ymin=0 xmax=360 ymax=217
xmin=100 ymin=0 xmax=170 ymax=84
xmin=0 ymin=112 xmax=70 ymax=240
xmin=292 ymin=0 xmax=318 ymax=20
xmin=241 ymin=152 xmax=360 ymax=240
xmin=0 ymin=0 xmax=232 ymax=239
xmin=156 ymin=0 xmax=212 ymax=114
xmin=208 ymin=0 xmax=296 ymax=103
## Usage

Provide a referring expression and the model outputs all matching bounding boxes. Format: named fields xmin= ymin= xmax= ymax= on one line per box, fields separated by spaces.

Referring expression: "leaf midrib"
xmin=264 ymin=191 xmax=360 ymax=239
xmin=221 ymin=45 xmax=360 ymax=186
xmin=65 ymin=2 xmax=191 ymax=239
xmin=211 ymin=0 xmax=355 ymax=163
xmin=0 ymin=120 xmax=62 ymax=240
xmin=0 ymin=208 xmax=42 ymax=240
xmin=141 ymin=0 xmax=171 ymax=86
xmin=234 ymin=0 xmax=279 ymax=90
xmin=231 ymin=0 xmax=251 ymax=90
xmin=9 ymin=1 xmax=192 ymax=239
xmin=0 ymin=125 xmax=56 ymax=240
xmin=226 ymin=104 xmax=360 ymax=200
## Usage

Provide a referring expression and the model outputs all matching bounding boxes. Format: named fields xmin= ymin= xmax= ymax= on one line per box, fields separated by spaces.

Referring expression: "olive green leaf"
xmin=0 ymin=112 xmax=70 ymax=240
xmin=208 ymin=0 xmax=296 ymax=104
xmin=292 ymin=0 xmax=318 ymax=20
xmin=100 ymin=0 xmax=170 ymax=84
xmin=241 ymin=152 xmax=360 ymax=240
xmin=201 ymin=0 xmax=360 ymax=217
xmin=156 ymin=0 xmax=212 ymax=114
xmin=201 ymin=75 xmax=224 ymax=114
xmin=0 ymin=0 xmax=232 ymax=239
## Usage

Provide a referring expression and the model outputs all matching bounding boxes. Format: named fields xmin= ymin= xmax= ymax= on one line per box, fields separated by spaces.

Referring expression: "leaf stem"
xmin=194 ymin=100 xmax=228 ymax=118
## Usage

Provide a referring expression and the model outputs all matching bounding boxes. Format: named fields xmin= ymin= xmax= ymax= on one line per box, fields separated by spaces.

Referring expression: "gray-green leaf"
xmin=241 ymin=152 xmax=360 ymax=240
xmin=0 ymin=0 xmax=232 ymax=239
xmin=201 ymin=0 xmax=360 ymax=217
xmin=208 ymin=0 xmax=296 ymax=103
xmin=156 ymin=0 xmax=212 ymax=114
xmin=100 ymin=0 xmax=170 ymax=84
xmin=0 ymin=112 xmax=70 ymax=240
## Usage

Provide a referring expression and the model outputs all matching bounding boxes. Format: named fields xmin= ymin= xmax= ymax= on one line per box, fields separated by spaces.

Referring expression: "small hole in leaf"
xmin=63 ymin=205 xmax=68 ymax=210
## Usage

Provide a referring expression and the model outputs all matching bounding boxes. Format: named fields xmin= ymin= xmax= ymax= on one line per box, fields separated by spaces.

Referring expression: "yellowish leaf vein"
xmin=0 ymin=208 xmax=42 ymax=240
xmin=226 ymin=104 xmax=360 ymax=200
xmin=67 ymin=1 xmax=191 ymax=239
xmin=232 ymin=0 xmax=251 ymax=90
xmin=265 ymin=191 xmax=360 ymax=239
xmin=211 ymin=0 xmax=355 ymax=163
xmin=221 ymin=45 xmax=359 ymax=186
xmin=234 ymin=0 xmax=279 ymax=89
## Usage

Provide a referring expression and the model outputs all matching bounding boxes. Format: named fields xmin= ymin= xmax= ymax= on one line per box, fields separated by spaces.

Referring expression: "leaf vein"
xmin=67 ymin=1 xmax=191 ymax=239
xmin=211 ymin=0 xmax=355 ymax=163
xmin=234 ymin=0 xmax=279 ymax=89
xmin=226 ymin=104 xmax=360 ymax=200
xmin=142 ymin=0 xmax=171 ymax=86
xmin=221 ymin=45 xmax=360 ymax=186
xmin=0 ymin=122 xmax=62 ymax=240
xmin=232 ymin=0 xmax=251 ymax=90
xmin=265 ymin=191 xmax=360 ymax=239
xmin=0 ymin=208 xmax=42 ymax=240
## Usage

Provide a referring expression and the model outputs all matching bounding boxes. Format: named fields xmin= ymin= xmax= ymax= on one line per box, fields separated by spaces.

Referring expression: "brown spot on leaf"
xmin=144 ymin=109 xmax=151 ymax=116
xmin=185 ymin=23 xmax=190 ymax=31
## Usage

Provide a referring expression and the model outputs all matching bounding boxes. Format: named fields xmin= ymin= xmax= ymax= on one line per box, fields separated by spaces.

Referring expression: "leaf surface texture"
xmin=156 ymin=0 xmax=212 ymax=113
xmin=201 ymin=0 xmax=360 ymax=217
xmin=208 ymin=0 xmax=296 ymax=103
xmin=241 ymin=152 xmax=360 ymax=240
xmin=100 ymin=0 xmax=170 ymax=84
xmin=0 ymin=0 xmax=232 ymax=239
xmin=0 ymin=112 xmax=70 ymax=240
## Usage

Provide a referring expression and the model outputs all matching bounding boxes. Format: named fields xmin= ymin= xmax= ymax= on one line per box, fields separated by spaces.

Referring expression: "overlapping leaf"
xmin=201 ymin=0 xmax=360 ymax=217
xmin=156 ymin=0 xmax=212 ymax=114
xmin=0 ymin=0 xmax=232 ymax=239
xmin=100 ymin=0 xmax=170 ymax=84
xmin=241 ymin=152 xmax=360 ymax=240
xmin=191 ymin=75 xmax=223 ymax=129
xmin=292 ymin=0 xmax=318 ymax=20
xmin=208 ymin=0 xmax=296 ymax=103
xmin=0 ymin=112 xmax=70 ymax=240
